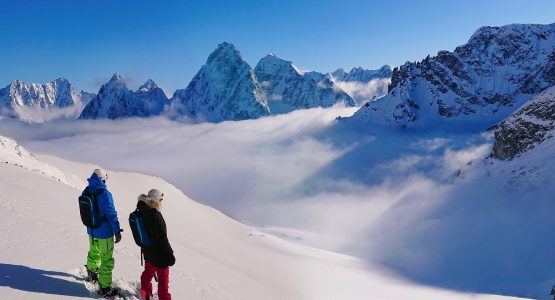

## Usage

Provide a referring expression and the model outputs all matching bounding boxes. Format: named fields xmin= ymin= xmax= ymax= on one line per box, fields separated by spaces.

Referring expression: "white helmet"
xmin=148 ymin=189 xmax=164 ymax=201
xmin=93 ymin=168 xmax=108 ymax=182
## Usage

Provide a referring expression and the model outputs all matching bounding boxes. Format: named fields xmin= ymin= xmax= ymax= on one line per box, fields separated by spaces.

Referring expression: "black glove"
xmin=114 ymin=230 xmax=123 ymax=243
xmin=169 ymin=254 xmax=176 ymax=266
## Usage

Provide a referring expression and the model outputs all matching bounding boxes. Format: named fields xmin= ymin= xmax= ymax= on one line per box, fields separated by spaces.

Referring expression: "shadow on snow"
xmin=0 ymin=263 xmax=92 ymax=298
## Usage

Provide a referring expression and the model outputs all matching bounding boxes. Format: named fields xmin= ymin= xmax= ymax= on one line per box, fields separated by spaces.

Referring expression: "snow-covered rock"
xmin=0 ymin=78 xmax=83 ymax=122
xmin=254 ymin=54 xmax=356 ymax=113
xmin=328 ymin=66 xmax=392 ymax=104
xmin=79 ymin=74 xmax=170 ymax=119
xmin=348 ymin=23 xmax=555 ymax=129
xmin=170 ymin=42 xmax=270 ymax=122
xmin=492 ymin=85 xmax=555 ymax=160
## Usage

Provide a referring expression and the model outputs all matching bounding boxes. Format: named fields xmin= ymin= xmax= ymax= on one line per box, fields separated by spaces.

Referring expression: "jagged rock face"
xmin=79 ymin=74 xmax=169 ymax=120
xmin=350 ymin=23 xmax=555 ymax=129
xmin=331 ymin=65 xmax=392 ymax=82
xmin=254 ymin=54 xmax=356 ymax=113
xmin=171 ymin=42 xmax=270 ymax=122
xmin=0 ymin=78 xmax=80 ymax=118
xmin=492 ymin=86 xmax=555 ymax=160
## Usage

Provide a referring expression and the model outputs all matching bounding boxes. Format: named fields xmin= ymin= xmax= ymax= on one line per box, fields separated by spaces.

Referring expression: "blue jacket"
xmin=83 ymin=173 xmax=121 ymax=239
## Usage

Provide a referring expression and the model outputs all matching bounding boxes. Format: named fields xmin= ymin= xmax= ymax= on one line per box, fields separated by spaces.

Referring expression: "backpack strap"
xmin=91 ymin=188 xmax=107 ymax=219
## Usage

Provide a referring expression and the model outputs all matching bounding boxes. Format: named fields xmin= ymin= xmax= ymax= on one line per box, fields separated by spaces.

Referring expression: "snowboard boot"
xmin=85 ymin=266 xmax=98 ymax=283
xmin=99 ymin=286 xmax=121 ymax=298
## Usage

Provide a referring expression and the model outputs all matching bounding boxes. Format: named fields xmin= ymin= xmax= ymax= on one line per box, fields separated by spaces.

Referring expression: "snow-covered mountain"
xmin=79 ymin=74 xmax=170 ymax=120
xmin=348 ymin=23 xmax=555 ymax=129
xmin=492 ymin=85 xmax=555 ymax=160
xmin=170 ymin=42 xmax=270 ymax=122
xmin=0 ymin=78 xmax=84 ymax=122
xmin=254 ymin=54 xmax=356 ymax=113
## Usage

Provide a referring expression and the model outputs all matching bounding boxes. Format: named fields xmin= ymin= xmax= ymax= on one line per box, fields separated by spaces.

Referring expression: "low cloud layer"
xmin=0 ymin=107 xmax=489 ymax=251
xmin=332 ymin=78 xmax=391 ymax=103
xmin=3 ymin=106 xmax=551 ymax=297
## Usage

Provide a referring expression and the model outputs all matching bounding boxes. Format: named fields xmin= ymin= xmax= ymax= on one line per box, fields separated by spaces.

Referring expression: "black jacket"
xmin=136 ymin=200 xmax=175 ymax=268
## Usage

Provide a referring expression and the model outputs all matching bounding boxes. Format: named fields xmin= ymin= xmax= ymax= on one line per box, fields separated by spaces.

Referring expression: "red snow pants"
xmin=140 ymin=261 xmax=171 ymax=300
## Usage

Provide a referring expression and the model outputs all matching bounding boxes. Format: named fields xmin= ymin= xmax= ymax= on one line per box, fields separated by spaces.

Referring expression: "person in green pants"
xmin=87 ymin=236 xmax=116 ymax=289
xmin=82 ymin=169 xmax=123 ymax=297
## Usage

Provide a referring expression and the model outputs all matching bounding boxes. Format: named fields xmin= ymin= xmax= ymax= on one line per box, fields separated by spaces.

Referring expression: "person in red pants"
xmin=136 ymin=189 xmax=175 ymax=300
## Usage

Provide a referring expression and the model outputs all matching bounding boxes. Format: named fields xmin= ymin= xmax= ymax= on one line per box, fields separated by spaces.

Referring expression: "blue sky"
xmin=2 ymin=0 xmax=554 ymax=95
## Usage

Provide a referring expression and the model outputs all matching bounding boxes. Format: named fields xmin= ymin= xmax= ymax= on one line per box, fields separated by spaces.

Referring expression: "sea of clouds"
xmin=2 ymin=106 xmax=555 ymax=297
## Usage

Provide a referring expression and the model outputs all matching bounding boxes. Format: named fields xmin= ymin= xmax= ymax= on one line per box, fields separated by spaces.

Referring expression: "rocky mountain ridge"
xmin=348 ymin=23 xmax=555 ymax=129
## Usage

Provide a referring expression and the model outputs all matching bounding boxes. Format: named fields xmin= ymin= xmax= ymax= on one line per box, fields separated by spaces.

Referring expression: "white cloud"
xmin=291 ymin=64 xmax=308 ymax=75
xmin=441 ymin=143 xmax=490 ymax=175
xmin=5 ymin=106 xmax=551 ymax=296
xmin=411 ymin=138 xmax=450 ymax=152
xmin=0 ymin=107 xmax=555 ymax=294
xmin=270 ymin=94 xmax=283 ymax=101
xmin=332 ymin=78 xmax=391 ymax=104
xmin=0 ymin=107 xmax=484 ymax=254
xmin=12 ymin=103 xmax=84 ymax=123
xmin=260 ymin=80 xmax=271 ymax=89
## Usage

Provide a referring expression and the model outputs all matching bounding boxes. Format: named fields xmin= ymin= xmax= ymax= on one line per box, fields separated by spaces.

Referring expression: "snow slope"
xmin=0 ymin=135 xmax=522 ymax=300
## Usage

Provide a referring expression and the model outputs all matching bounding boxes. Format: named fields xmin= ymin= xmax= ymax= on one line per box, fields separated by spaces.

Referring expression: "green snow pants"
xmin=86 ymin=236 xmax=115 ymax=288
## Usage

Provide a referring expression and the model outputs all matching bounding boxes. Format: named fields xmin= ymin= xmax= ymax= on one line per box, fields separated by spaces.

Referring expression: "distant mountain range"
xmin=0 ymin=43 xmax=388 ymax=122
xmin=255 ymin=53 xmax=356 ymax=114
xmin=330 ymin=65 xmax=392 ymax=82
xmin=3 ymin=22 xmax=554 ymax=127
xmin=0 ymin=78 xmax=91 ymax=122
xmin=79 ymin=74 xmax=169 ymax=120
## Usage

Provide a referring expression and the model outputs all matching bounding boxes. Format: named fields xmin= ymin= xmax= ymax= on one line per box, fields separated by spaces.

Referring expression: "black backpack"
xmin=129 ymin=210 xmax=154 ymax=247
xmin=78 ymin=188 xmax=103 ymax=228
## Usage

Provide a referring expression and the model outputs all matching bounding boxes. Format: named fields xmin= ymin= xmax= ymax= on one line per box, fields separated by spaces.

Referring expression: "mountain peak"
xmin=379 ymin=65 xmax=392 ymax=71
xmin=104 ymin=73 xmax=127 ymax=90
xmin=110 ymin=72 xmax=123 ymax=82
xmin=138 ymin=79 xmax=158 ymax=92
xmin=52 ymin=78 xmax=71 ymax=86
xmin=207 ymin=42 xmax=243 ymax=66
xmin=256 ymin=54 xmax=299 ymax=76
